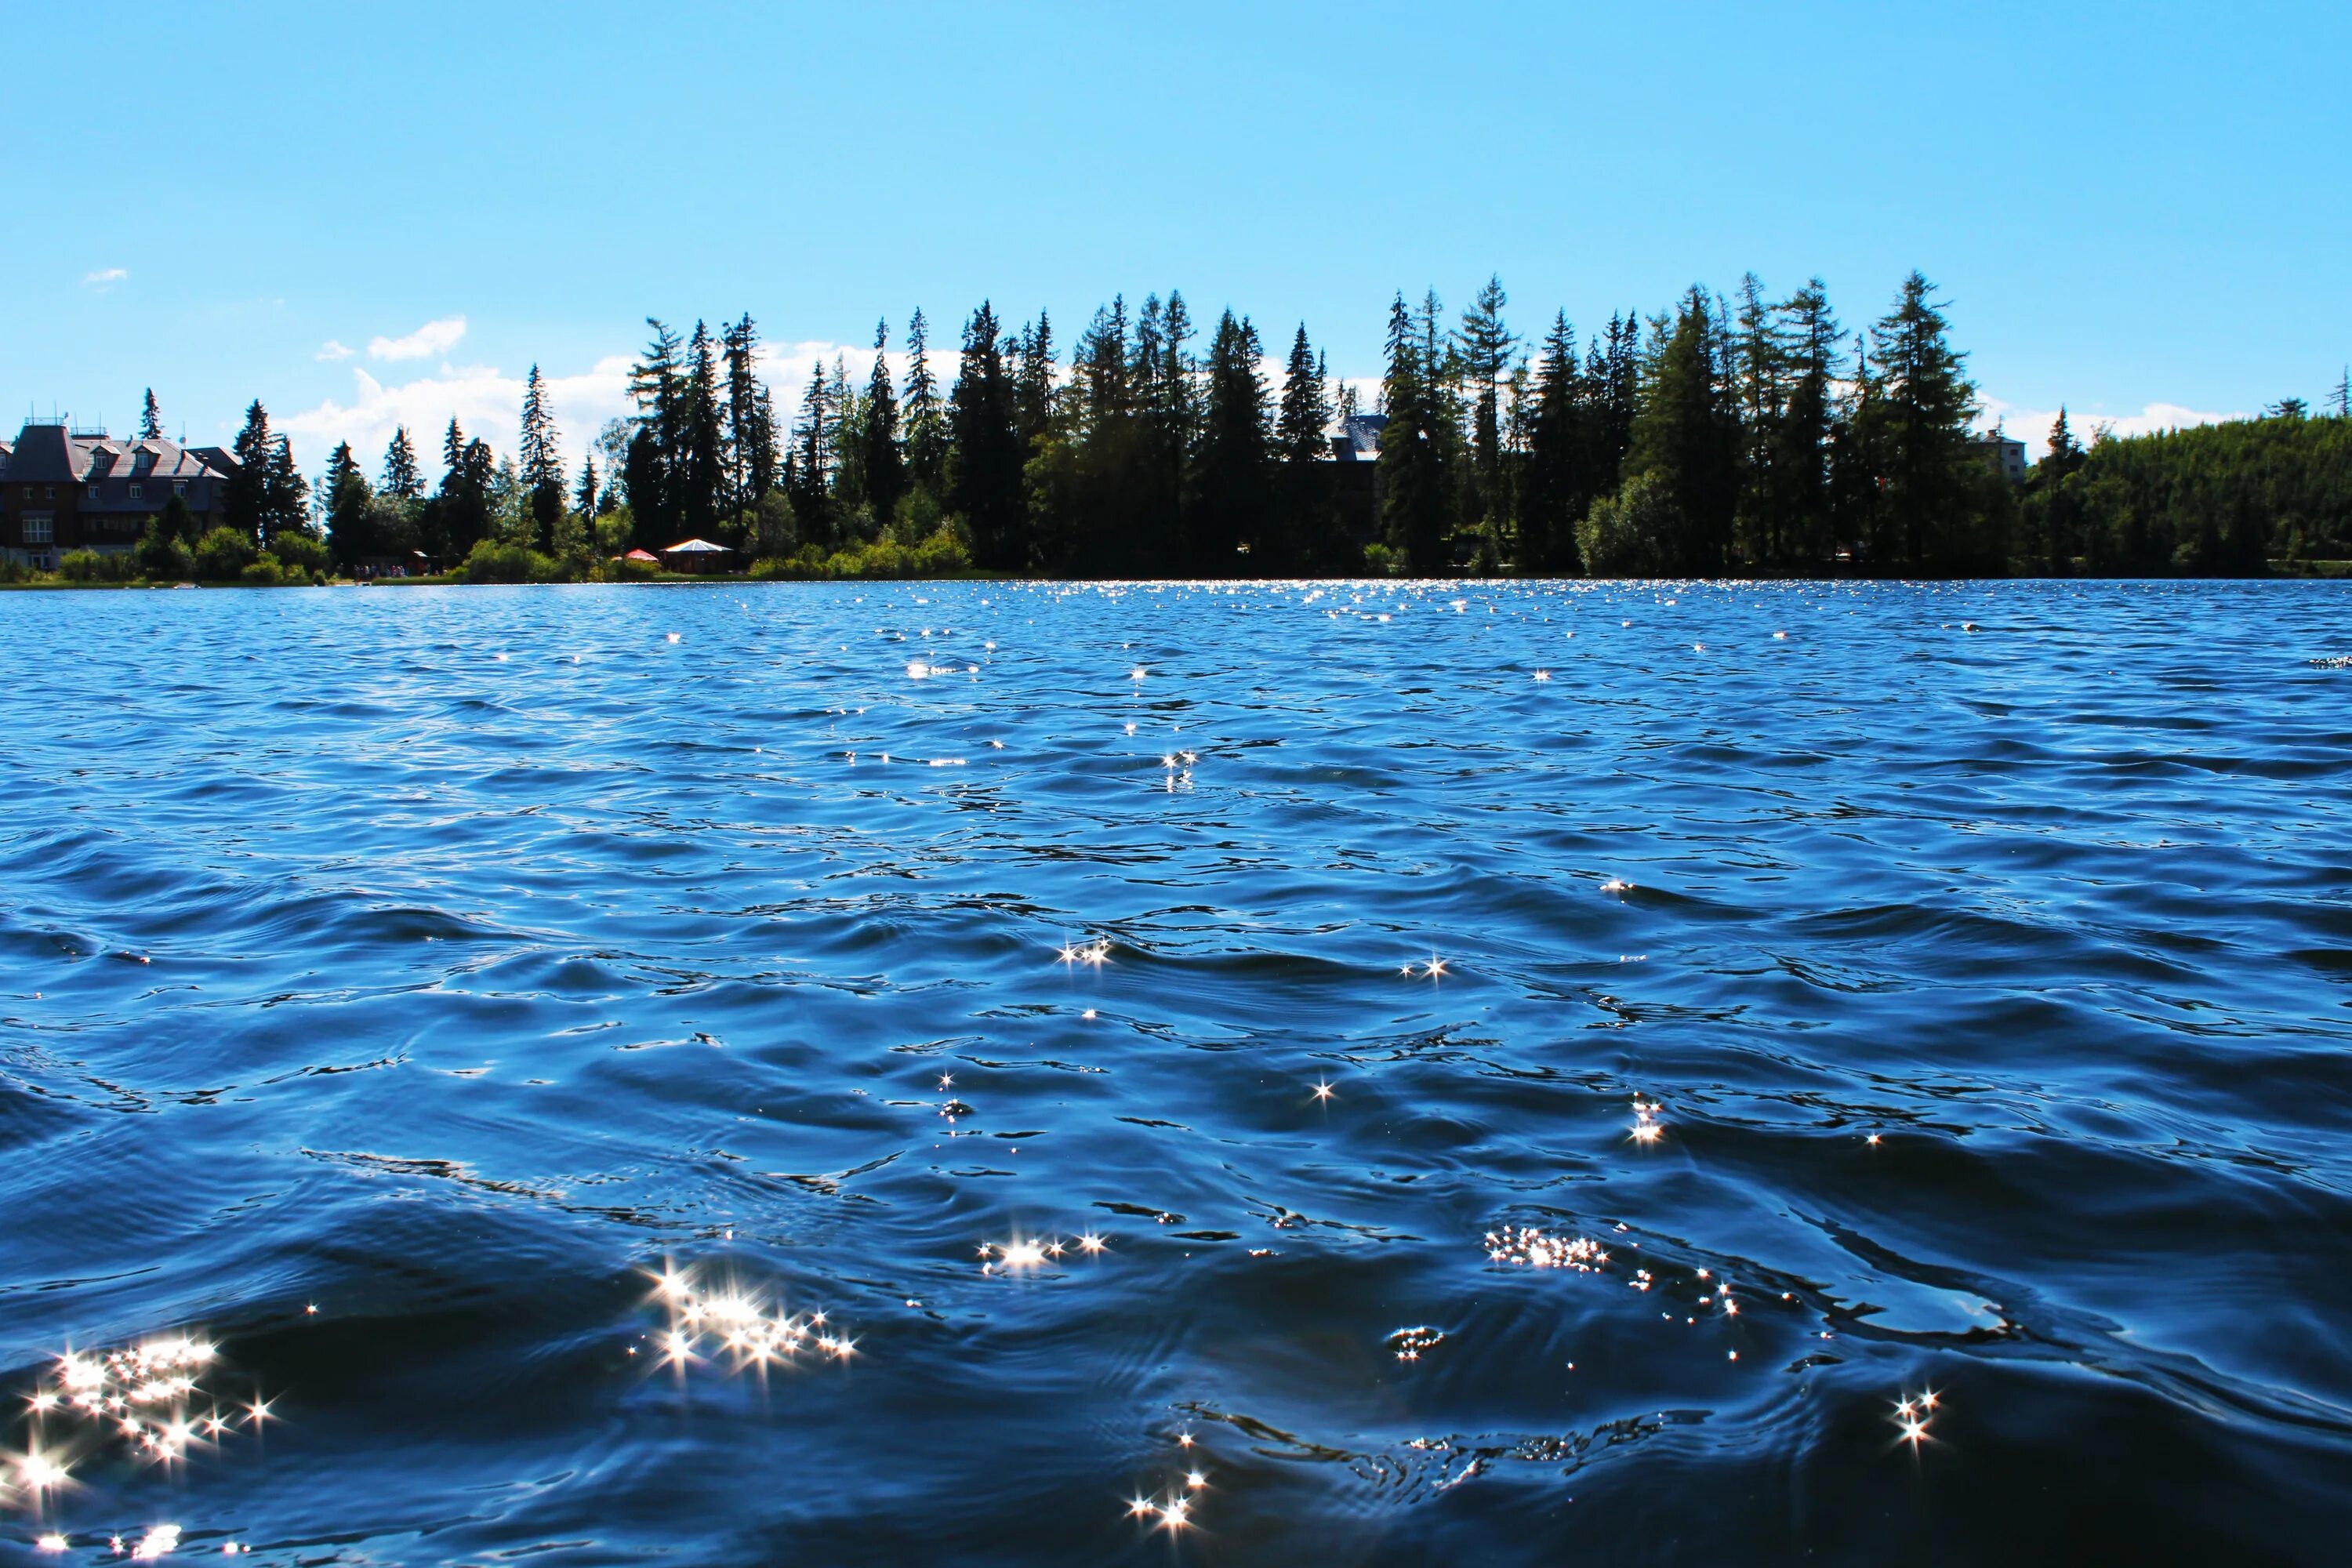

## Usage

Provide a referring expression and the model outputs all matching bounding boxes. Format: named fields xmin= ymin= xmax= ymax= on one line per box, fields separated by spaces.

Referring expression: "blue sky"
xmin=3 ymin=2 xmax=2344 ymax=473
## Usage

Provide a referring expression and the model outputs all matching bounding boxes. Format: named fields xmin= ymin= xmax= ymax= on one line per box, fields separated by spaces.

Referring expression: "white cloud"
xmin=368 ymin=315 xmax=468 ymax=361
xmin=282 ymin=355 xmax=636 ymax=477
xmin=1980 ymin=397 xmax=2248 ymax=459
xmin=82 ymin=267 xmax=127 ymax=289
xmin=315 ymin=339 xmax=355 ymax=361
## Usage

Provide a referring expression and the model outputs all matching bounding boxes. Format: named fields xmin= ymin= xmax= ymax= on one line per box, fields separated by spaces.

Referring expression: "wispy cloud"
xmin=82 ymin=267 xmax=127 ymax=289
xmin=1981 ymin=397 xmax=2248 ymax=459
xmin=315 ymin=339 xmax=355 ymax=362
xmin=368 ymin=315 xmax=467 ymax=361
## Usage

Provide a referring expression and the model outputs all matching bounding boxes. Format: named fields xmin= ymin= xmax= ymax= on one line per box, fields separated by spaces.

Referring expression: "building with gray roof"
xmin=2 ymin=418 xmax=238 ymax=569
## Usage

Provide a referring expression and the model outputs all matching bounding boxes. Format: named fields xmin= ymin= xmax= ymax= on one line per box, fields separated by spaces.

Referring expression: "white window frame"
xmin=24 ymin=514 xmax=54 ymax=545
xmin=128 ymin=483 xmax=142 ymax=499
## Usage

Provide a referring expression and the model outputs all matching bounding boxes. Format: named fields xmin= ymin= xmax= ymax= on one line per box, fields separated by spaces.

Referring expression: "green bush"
xmin=193 ymin=526 xmax=258 ymax=579
xmin=136 ymin=524 xmax=195 ymax=580
xmin=600 ymin=554 xmax=662 ymax=581
xmin=750 ymin=528 xmax=975 ymax=581
xmin=267 ymin=528 xmax=331 ymax=574
xmin=58 ymin=549 xmax=133 ymax=583
xmin=462 ymin=538 xmax=564 ymax=583
xmin=1577 ymin=474 xmax=1680 ymax=577
xmin=240 ymin=556 xmax=289 ymax=586
xmin=1361 ymin=542 xmax=1403 ymax=576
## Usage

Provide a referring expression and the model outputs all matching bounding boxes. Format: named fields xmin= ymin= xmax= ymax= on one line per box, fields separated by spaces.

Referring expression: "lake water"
xmin=2 ymin=579 xmax=2348 ymax=1563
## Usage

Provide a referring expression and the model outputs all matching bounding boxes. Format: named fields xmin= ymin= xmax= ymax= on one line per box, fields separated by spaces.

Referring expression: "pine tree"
xmin=574 ymin=455 xmax=599 ymax=525
xmin=720 ymin=314 xmax=764 ymax=517
xmin=788 ymin=360 xmax=837 ymax=543
xmin=138 ymin=389 xmax=163 ymax=441
xmin=1865 ymin=271 xmax=1984 ymax=569
xmin=518 ymin=364 xmax=565 ymax=546
xmin=1457 ymin=276 xmax=1515 ymax=538
xmin=1273 ymin=323 xmax=1335 ymax=568
xmin=323 ymin=441 xmax=373 ymax=569
xmin=626 ymin=319 xmax=687 ymax=547
xmin=1521 ymin=312 xmax=1585 ymax=573
xmin=862 ymin=320 xmax=906 ymax=529
xmin=1767 ymin=278 xmax=1840 ymax=567
xmin=949 ymin=301 xmax=1025 ymax=569
xmin=263 ymin=436 xmax=310 ymax=547
xmin=902 ymin=307 xmax=948 ymax=503
xmin=1379 ymin=292 xmax=1451 ymax=569
xmin=1625 ymin=287 xmax=1738 ymax=572
xmin=1191 ymin=309 xmax=1269 ymax=573
xmin=381 ymin=426 xmax=423 ymax=501
xmin=2332 ymin=368 xmax=2351 ymax=419
xmin=680 ymin=321 xmax=727 ymax=539
xmin=223 ymin=401 xmax=275 ymax=544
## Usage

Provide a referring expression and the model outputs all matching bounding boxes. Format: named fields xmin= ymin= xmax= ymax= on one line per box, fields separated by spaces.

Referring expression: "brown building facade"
xmin=1 ymin=419 xmax=238 ymax=570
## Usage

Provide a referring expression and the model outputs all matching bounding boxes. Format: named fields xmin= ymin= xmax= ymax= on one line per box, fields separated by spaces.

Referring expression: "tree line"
xmin=94 ymin=276 xmax=2352 ymax=583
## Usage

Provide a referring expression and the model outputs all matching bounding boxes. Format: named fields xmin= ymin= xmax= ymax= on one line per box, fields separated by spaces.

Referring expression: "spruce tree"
xmin=856 ymin=322 xmax=904 ymax=531
xmin=1378 ymin=292 xmax=1451 ymax=569
xmin=138 ymin=389 xmax=163 ymax=441
xmin=1191 ymin=310 xmax=1269 ymax=573
xmin=574 ymin=455 xmax=599 ymax=526
xmin=1457 ymin=276 xmax=1515 ymax=539
xmin=1625 ymin=288 xmax=1738 ymax=572
xmin=720 ymin=314 xmax=764 ymax=516
xmin=948 ymin=301 xmax=1025 ymax=570
xmin=788 ymin=361 xmax=837 ymax=544
xmin=1521 ymin=312 xmax=1584 ymax=573
xmin=1768 ymin=279 xmax=1840 ymax=567
xmin=381 ymin=426 xmax=423 ymax=501
xmin=626 ymin=319 xmax=687 ymax=546
xmin=1274 ymin=323 xmax=1334 ymax=568
xmin=223 ymin=401 xmax=275 ymax=544
xmin=902 ymin=307 xmax=949 ymax=503
xmin=263 ymin=436 xmax=310 ymax=547
xmin=323 ymin=441 xmax=373 ymax=569
xmin=1866 ymin=272 xmax=1984 ymax=570
xmin=681 ymin=321 xmax=728 ymax=539
xmin=518 ymin=364 xmax=565 ymax=546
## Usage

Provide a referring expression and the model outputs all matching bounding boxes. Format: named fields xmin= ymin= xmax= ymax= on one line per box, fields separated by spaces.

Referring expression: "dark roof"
xmin=5 ymin=423 xmax=237 ymax=485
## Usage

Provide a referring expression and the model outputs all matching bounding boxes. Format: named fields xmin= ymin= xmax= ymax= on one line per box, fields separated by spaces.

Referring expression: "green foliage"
xmin=136 ymin=522 xmax=195 ymax=580
xmin=2027 ymin=412 xmax=2352 ymax=572
xmin=267 ymin=528 xmax=330 ymax=575
xmin=1578 ymin=473 xmax=1682 ymax=576
xmin=154 ymin=492 xmax=200 ymax=546
xmin=58 ymin=549 xmax=133 ymax=583
xmin=193 ymin=526 xmax=258 ymax=579
xmin=748 ymin=528 xmax=972 ymax=580
xmin=461 ymin=539 xmax=564 ymax=583
xmin=238 ymin=555 xmax=289 ymax=586
xmin=1360 ymin=541 xmax=1403 ymax=576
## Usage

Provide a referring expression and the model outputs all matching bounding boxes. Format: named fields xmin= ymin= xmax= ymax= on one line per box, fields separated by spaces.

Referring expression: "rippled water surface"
xmin=3 ymin=579 xmax=2350 ymax=1563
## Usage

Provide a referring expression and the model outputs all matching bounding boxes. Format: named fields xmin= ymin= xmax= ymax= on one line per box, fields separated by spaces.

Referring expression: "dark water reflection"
xmin=2 ymin=579 xmax=2348 ymax=1563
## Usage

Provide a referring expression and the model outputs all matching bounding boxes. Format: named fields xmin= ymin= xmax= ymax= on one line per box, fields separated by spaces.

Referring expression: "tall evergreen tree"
xmin=1864 ymin=271 xmax=1985 ymax=570
xmin=517 ymin=364 xmax=565 ymax=545
xmin=902 ymin=307 xmax=948 ymax=503
xmin=574 ymin=455 xmax=599 ymax=525
xmin=1191 ymin=309 xmax=1269 ymax=573
xmin=322 ymin=441 xmax=372 ymax=568
xmin=1625 ymin=287 xmax=1738 ymax=572
xmin=1379 ymin=292 xmax=1452 ymax=569
xmin=223 ymin=401 xmax=277 ymax=545
xmin=863 ymin=320 xmax=906 ymax=528
xmin=381 ymin=426 xmax=423 ymax=502
xmin=789 ymin=361 xmax=839 ymax=543
xmin=626 ymin=319 xmax=687 ymax=547
xmin=680 ymin=321 xmax=728 ymax=539
xmin=948 ymin=301 xmax=1025 ymax=569
xmin=1520 ymin=312 xmax=1585 ymax=572
xmin=138 ymin=389 xmax=163 ymax=441
xmin=1457 ymin=276 xmax=1515 ymax=538
xmin=1273 ymin=323 xmax=1335 ymax=568
xmin=720 ymin=314 xmax=766 ymax=517
xmin=1765 ymin=278 xmax=1839 ymax=567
